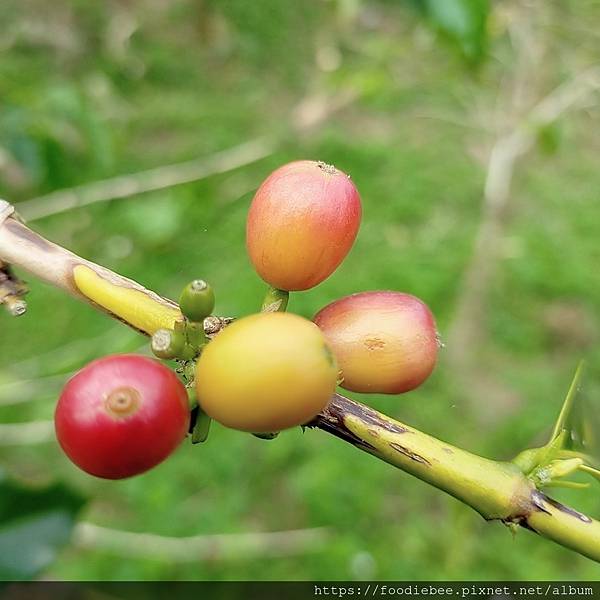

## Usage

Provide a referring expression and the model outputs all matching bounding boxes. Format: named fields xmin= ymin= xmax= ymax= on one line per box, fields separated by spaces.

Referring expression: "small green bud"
xmin=547 ymin=458 xmax=584 ymax=480
xmin=179 ymin=279 xmax=215 ymax=322
xmin=151 ymin=328 xmax=186 ymax=359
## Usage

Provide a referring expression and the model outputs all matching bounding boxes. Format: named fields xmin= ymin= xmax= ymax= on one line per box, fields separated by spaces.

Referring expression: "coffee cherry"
xmin=314 ymin=291 xmax=439 ymax=394
xmin=246 ymin=160 xmax=362 ymax=291
xmin=55 ymin=354 xmax=190 ymax=479
xmin=195 ymin=312 xmax=337 ymax=432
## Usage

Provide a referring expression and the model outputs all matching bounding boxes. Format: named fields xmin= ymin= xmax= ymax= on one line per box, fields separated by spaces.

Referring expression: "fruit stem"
xmin=261 ymin=286 xmax=289 ymax=313
xmin=254 ymin=289 xmax=286 ymax=440
xmin=256 ymin=285 xmax=287 ymax=440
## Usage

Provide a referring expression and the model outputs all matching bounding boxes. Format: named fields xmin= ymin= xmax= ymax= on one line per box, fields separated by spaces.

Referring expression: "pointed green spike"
xmin=579 ymin=464 xmax=600 ymax=482
xmin=558 ymin=449 xmax=592 ymax=460
xmin=548 ymin=458 xmax=584 ymax=479
xmin=544 ymin=480 xmax=591 ymax=490
xmin=550 ymin=361 xmax=586 ymax=443
xmin=538 ymin=429 xmax=568 ymax=468
xmin=557 ymin=449 xmax=596 ymax=464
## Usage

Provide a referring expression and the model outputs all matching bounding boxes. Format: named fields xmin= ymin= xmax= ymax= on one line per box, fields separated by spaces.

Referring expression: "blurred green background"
xmin=1 ymin=0 xmax=600 ymax=581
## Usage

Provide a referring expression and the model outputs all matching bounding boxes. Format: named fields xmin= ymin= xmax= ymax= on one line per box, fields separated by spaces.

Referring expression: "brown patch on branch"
xmin=532 ymin=490 xmax=593 ymax=524
xmin=498 ymin=488 xmax=594 ymax=536
xmin=309 ymin=395 xmax=376 ymax=451
xmin=326 ymin=394 xmax=408 ymax=435
xmin=308 ymin=393 xmax=408 ymax=451
xmin=389 ymin=442 xmax=431 ymax=466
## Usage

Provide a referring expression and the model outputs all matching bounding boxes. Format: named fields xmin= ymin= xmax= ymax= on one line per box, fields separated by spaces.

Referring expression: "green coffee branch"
xmin=1 ymin=198 xmax=599 ymax=562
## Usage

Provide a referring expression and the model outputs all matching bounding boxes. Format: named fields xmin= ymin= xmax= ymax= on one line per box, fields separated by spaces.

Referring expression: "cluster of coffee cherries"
xmin=55 ymin=160 xmax=440 ymax=479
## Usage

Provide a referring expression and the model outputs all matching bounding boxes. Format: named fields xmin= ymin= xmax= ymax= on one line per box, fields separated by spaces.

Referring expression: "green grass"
xmin=1 ymin=0 xmax=599 ymax=580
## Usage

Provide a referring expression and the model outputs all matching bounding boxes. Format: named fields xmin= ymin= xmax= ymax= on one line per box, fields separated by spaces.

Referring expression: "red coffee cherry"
xmin=314 ymin=291 xmax=439 ymax=394
xmin=55 ymin=354 xmax=190 ymax=479
xmin=246 ymin=160 xmax=362 ymax=291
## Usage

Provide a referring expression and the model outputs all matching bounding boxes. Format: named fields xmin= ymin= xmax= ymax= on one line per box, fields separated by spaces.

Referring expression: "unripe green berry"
xmin=179 ymin=280 xmax=215 ymax=322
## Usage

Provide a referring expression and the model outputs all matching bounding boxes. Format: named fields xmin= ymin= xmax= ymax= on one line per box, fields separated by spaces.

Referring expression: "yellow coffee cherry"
xmin=195 ymin=312 xmax=337 ymax=432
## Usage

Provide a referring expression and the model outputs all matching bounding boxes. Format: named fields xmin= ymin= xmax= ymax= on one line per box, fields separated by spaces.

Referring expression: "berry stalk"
xmin=261 ymin=286 xmax=289 ymax=313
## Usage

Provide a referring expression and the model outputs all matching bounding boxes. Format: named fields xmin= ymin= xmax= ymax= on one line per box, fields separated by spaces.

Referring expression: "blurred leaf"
xmin=0 ymin=85 xmax=114 ymax=195
xmin=419 ymin=0 xmax=489 ymax=62
xmin=0 ymin=472 xmax=86 ymax=579
xmin=122 ymin=192 xmax=184 ymax=245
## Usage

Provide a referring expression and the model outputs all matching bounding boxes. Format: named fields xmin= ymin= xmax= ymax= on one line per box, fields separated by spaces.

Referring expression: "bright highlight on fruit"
xmin=246 ymin=160 xmax=362 ymax=291
xmin=195 ymin=312 xmax=338 ymax=432
xmin=314 ymin=291 xmax=439 ymax=394
xmin=55 ymin=354 xmax=190 ymax=479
